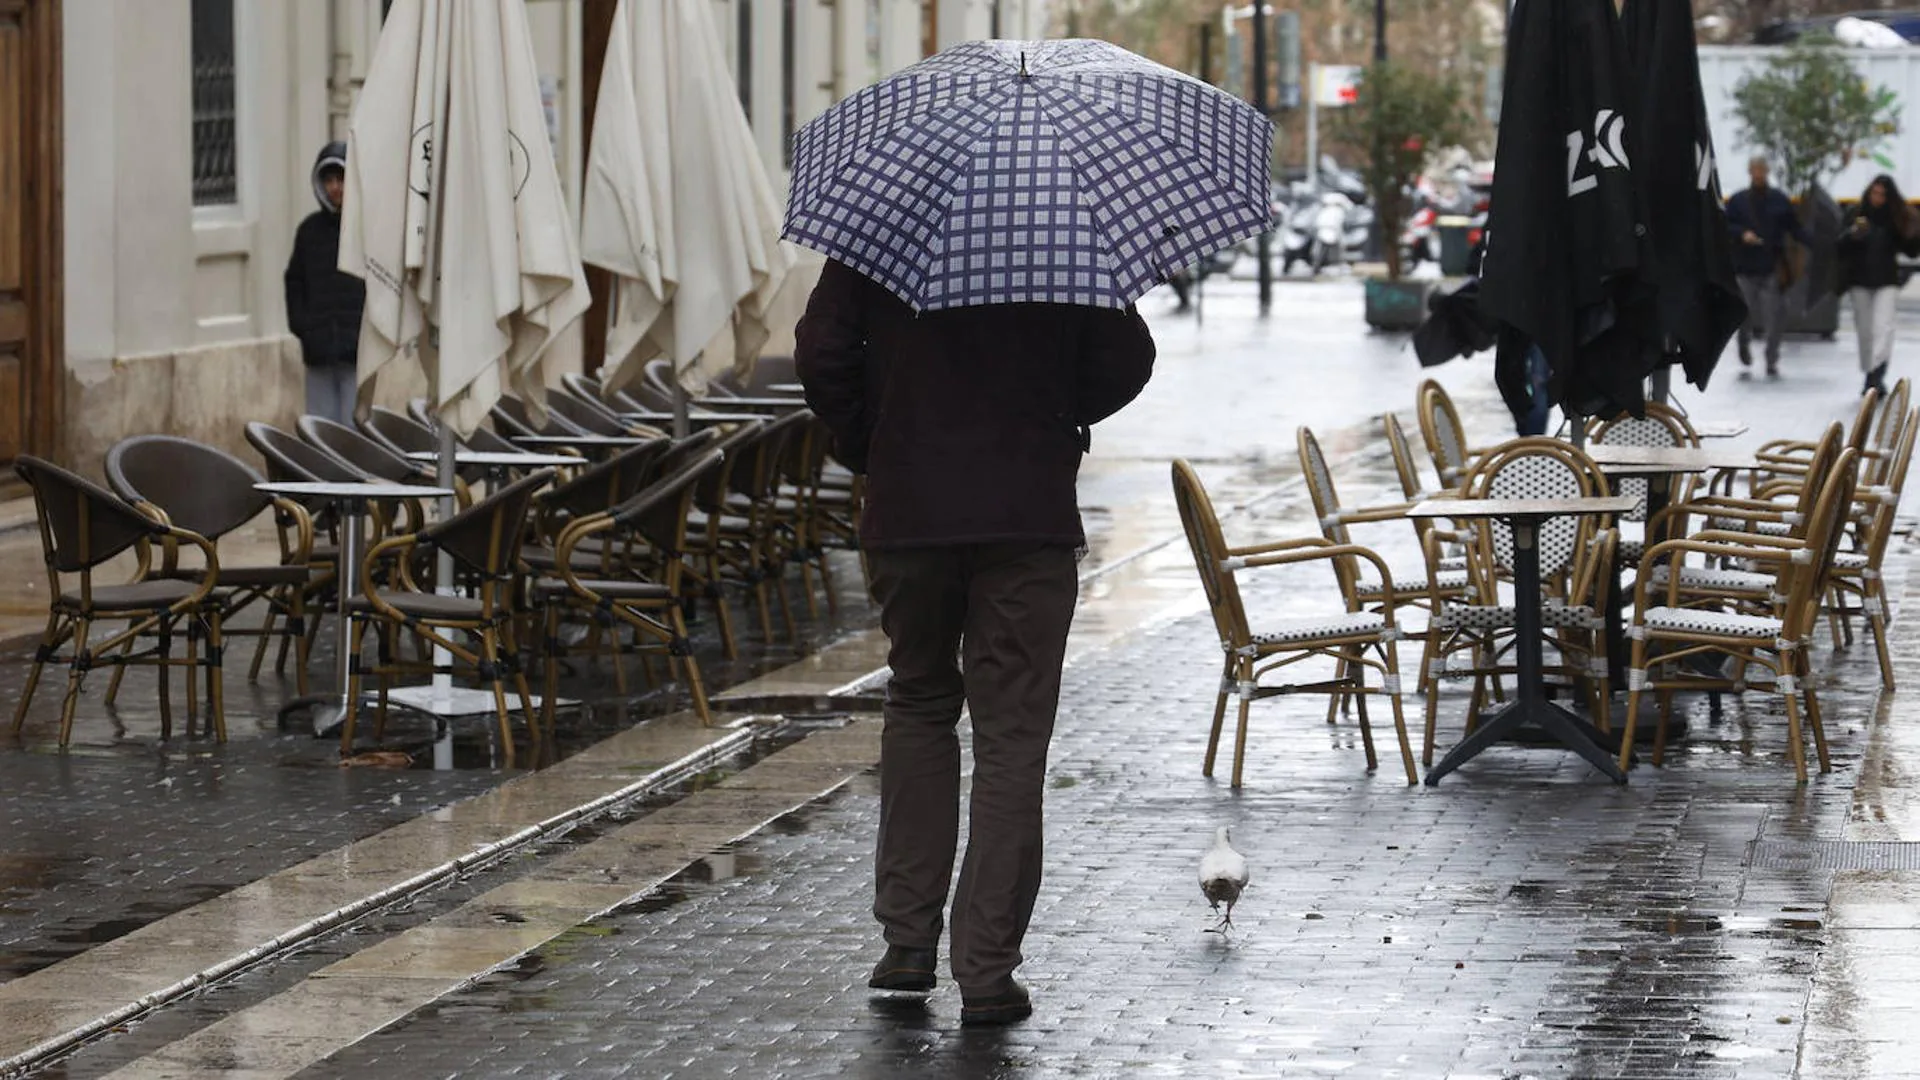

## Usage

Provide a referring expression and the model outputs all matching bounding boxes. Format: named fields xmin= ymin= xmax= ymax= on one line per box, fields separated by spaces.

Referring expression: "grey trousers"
xmin=304 ymin=363 xmax=357 ymax=425
xmin=866 ymin=541 xmax=1078 ymax=992
xmin=1737 ymin=273 xmax=1785 ymax=366
xmin=1851 ymin=285 xmax=1899 ymax=376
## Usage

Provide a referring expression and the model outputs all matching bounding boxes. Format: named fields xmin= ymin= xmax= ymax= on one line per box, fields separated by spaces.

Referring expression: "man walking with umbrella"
xmin=1725 ymin=156 xmax=1810 ymax=378
xmin=787 ymin=40 xmax=1274 ymax=1026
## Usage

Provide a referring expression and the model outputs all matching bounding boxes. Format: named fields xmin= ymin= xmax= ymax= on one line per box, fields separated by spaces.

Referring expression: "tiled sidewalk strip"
xmin=0 ymin=707 xmax=766 ymax=1074
xmin=93 ymin=719 xmax=886 ymax=1080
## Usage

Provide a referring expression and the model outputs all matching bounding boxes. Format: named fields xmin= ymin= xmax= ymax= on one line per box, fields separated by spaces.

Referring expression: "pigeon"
xmin=1199 ymin=826 xmax=1250 ymax=933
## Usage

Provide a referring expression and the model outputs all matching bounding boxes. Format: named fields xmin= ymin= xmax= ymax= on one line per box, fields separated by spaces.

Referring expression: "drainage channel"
xmin=7 ymin=710 xmax=868 ymax=1080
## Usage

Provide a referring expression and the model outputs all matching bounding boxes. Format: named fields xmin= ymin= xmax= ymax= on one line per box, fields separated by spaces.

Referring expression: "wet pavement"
xmin=5 ymin=276 xmax=1920 ymax=1077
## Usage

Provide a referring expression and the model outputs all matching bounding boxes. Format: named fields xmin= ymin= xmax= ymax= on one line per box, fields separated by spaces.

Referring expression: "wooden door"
xmin=0 ymin=0 xmax=61 ymax=485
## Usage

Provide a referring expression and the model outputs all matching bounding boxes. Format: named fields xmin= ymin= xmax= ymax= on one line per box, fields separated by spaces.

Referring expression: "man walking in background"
xmin=796 ymin=258 xmax=1155 ymax=1027
xmin=284 ymin=141 xmax=364 ymax=423
xmin=1724 ymin=155 xmax=1810 ymax=378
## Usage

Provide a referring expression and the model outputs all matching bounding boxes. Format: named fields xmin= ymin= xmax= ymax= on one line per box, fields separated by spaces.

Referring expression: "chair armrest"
xmin=1632 ymin=537 xmax=1793 ymax=611
xmin=269 ymin=497 xmax=316 ymax=565
xmin=1225 ymin=536 xmax=1333 ymax=558
xmin=357 ymin=534 xmax=421 ymax=622
xmin=128 ymin=501 xmax=180 ymax=578
xmin=1690 ymin=529 xmax=1804 ymax=550
xmin=1571 ymin=528 xmax=1618 ymax=611
xmin=163 ymin=525 xmax=221 ymax=612
xmin=1333 ymin=502 xmax=1416 ymax=526
xmin=549 ymin=513 xmax=635 ymax=607
xmin=1231 ymin=542 xmax=1403 ymax=612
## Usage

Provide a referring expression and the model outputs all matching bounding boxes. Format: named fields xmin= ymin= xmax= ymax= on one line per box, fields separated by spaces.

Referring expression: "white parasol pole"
xmin=432 ymin=414 xmax=457 ymax=769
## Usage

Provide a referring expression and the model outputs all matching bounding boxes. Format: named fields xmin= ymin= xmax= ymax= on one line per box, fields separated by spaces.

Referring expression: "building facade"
xmin=0 ymin=0 xmax=1050 ymax=482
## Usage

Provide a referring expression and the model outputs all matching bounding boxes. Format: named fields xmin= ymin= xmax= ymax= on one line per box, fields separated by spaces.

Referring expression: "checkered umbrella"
xmin=782 ymin=38 xmax=1274 ymax=312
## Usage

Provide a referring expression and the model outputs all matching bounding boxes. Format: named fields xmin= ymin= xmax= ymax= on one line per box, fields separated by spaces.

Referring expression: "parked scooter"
xmin=1282 ymin=193 xmax=1359 ymax=276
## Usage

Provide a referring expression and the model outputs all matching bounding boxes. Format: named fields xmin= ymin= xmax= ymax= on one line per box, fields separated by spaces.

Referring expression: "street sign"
xmin=1312 ymin=64 xmax=1362 ymax=107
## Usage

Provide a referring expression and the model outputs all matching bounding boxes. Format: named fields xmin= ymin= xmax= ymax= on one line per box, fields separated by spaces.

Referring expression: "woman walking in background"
xmin=1838 ymin=174 xmax=1920 ymax=396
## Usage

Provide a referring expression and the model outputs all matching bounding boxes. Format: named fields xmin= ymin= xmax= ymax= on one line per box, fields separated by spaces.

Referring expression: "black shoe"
xmin=960 ymin=979 xmax=1032 ymax=1026
xmin=1766 ymin=362 xmax=1781 ymax=380
xmin=868 ymin=946 xmax=937 ymax=993
xmin=1739 ymin=351 xmax=1753 ymax=367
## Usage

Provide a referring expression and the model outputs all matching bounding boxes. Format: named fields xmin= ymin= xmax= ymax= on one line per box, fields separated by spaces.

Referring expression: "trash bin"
xmin=1437 ymin=216 xmax=1473 ymax=277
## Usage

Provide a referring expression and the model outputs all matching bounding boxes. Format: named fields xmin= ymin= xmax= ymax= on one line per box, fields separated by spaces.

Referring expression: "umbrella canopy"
xmin=1480 ymin=0 xmax=1658 ymax=422
xmin=782 ymin=38 xmax=1273 ymax=312
xmin=1621 ymin=0 xmax=1746 ymax=393
xmin=581 ymin=0 xmax=792 ymax=397
xmin=340 ymin=0 xmax=590 ymax=436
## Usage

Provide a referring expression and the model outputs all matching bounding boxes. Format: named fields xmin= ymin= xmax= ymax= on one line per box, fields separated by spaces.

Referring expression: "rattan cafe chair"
xmin=1621 ymin=448 xmax=1861 ymax=782
xmin=1826 ymin=410 xmax=1916 ymax=690
xmin=104 ymin=435 xmax=316 ymax=698
xmin=12 ymin=456 xmax=225 ymax=745
xmin=344 ymin=469 xmax=556 ymax=765
xmin=1173 ymin=459 xmax=1419 ymax=788
xmin=534 ymin=447 xmax=727 ymax=732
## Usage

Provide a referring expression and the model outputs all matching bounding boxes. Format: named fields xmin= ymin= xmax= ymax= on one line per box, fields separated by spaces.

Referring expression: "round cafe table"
xmin=255 ymin=480 xmax=453 ymax=741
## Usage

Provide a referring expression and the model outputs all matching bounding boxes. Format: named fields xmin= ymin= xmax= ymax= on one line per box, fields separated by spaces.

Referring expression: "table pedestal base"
xmin=1426 ymin=694 xmax=1628 ymax=785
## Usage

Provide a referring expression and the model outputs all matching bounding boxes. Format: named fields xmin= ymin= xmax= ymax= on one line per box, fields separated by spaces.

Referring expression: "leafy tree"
xmin=1333 ymin=62 xmax=1467 ymax=280
xmin=1731 ymin=34 xmax=1901 ymax=196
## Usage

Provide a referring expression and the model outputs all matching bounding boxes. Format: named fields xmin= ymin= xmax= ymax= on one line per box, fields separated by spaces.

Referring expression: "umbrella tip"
xmin=1019 ymin=50 xmax=1029 ymax=78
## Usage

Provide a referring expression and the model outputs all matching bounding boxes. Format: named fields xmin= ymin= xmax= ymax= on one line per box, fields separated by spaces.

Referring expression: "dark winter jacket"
xmin=795 ymin=259 xmax=1157 ymax=550
xmin=1724 ymin=185 xmax=1810 ymax=278
xmin=1836 ymin=203 xmax=1920 ymax=291
xmin=284 ymin=142 xmax=364 ymax=367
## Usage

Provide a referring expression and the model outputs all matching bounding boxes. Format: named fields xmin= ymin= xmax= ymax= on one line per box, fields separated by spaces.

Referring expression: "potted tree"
xmin=1337 ymin=62 xmax=1468 ymax=331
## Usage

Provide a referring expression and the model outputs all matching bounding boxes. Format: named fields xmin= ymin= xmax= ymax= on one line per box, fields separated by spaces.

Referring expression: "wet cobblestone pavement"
xmin=8 ymin=278 xmax=1920 ymax=1077
xmin=0 ymin=574 xmax=878 ymax=985
xmin=286 ymin=528 xmax=1899 ymax=1079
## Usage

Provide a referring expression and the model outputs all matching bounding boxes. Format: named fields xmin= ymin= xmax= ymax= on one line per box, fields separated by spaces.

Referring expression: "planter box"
xmin=1365 ymin=278 xmax=1432 ymax=332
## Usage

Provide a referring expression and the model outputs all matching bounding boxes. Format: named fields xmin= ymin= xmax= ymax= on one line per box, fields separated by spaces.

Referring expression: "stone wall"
xmin=62 ymin=337 xmax=306 ymax=480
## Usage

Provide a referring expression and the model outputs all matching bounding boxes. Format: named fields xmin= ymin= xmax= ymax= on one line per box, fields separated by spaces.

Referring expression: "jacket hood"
xmin=311 ymin=141 xmax=347 ymax=212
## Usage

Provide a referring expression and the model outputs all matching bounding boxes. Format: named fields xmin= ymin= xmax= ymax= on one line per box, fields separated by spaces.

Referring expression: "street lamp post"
xmin=1249 ymin=2 xmax=1272 ymax=313
xmin=1374 ymin=0 xmax=1387 ymax=62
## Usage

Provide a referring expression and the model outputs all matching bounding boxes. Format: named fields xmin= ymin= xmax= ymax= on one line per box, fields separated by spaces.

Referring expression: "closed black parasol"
xmin=1620 ymin=0 xmax=1747 ymax=393
xmin=1480 ymin=0 xmax=1659 ymax=423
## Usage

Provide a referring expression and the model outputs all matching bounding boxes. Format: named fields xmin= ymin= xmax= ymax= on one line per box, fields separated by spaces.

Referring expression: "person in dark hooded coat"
xmin=283 ymin=141 xmax=364 ymax=424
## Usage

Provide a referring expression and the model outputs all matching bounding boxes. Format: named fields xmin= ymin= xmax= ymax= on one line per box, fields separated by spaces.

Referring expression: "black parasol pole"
xmin=1252 ymin=2 xmax=1273 ymax=314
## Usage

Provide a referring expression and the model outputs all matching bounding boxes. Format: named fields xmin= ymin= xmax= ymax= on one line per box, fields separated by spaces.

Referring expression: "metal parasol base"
xmin=383 ymin=685 xmax=574 ymax=717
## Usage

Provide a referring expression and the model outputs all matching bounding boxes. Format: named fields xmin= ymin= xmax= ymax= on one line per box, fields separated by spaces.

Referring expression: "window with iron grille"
xmin=191 ymin=0 xmax=238 ymax=206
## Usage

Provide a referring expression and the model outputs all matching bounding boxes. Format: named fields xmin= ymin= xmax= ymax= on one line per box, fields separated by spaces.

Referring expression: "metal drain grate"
xmin=1749 ymin=840 xmax=1920 ymax=871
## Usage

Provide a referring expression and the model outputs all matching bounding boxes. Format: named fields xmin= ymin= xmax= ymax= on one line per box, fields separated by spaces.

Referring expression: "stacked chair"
xmin=9 ymin=371 xmax=861 ymax=758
